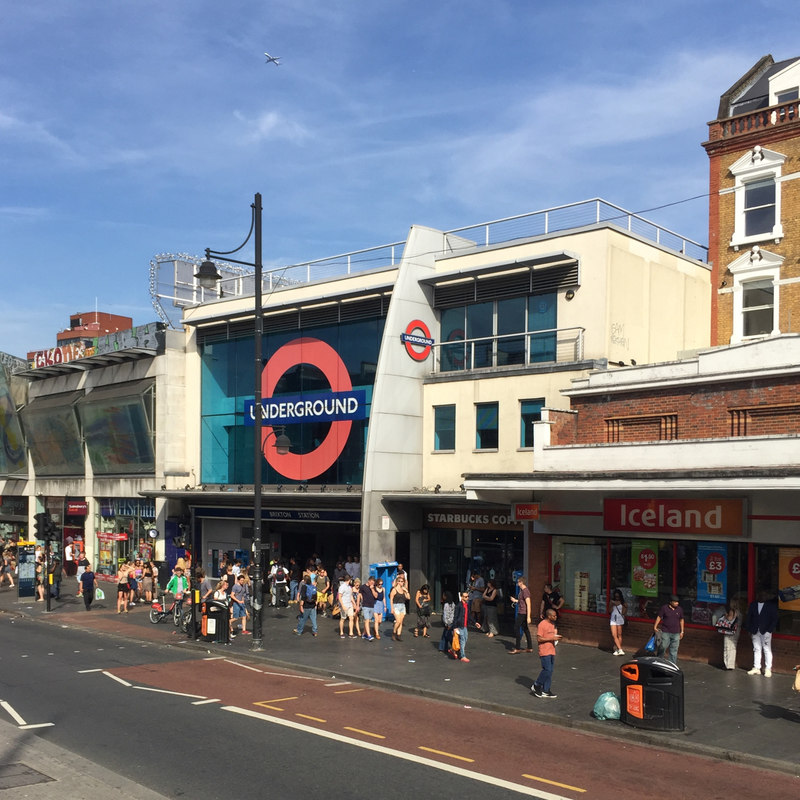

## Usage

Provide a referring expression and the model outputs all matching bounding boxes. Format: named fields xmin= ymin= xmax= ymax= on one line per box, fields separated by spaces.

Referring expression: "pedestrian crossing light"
xmin=33 ymin=512 xmax=48 ymax=540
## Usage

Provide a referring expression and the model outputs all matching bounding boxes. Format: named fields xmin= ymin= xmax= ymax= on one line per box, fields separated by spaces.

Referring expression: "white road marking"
xmin=20 ymin=723 xmax=55 ymax=729
xmin=220 ymin=706 xmax=572 ymax=799
xmin=132 ymin=686 xmax=207 ymax=699
xmin=324 ymin=681 xmax=351 ymax=687
xmin=0 ymin=700 xmax=27 ymax=725
xmin=102 ymin=671 xmax=132 ymax=687
xmin=223 ymin=659 xmax=262 ymax=672
xmin=192 ymin=698 xmax=220 ymax=705
xmin=78 ymin=668 xmax=104 ymax=673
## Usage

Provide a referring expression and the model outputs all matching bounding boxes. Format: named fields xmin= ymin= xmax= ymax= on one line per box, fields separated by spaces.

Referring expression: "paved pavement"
xmin=3 ymin=586 xmax=799 ymax=779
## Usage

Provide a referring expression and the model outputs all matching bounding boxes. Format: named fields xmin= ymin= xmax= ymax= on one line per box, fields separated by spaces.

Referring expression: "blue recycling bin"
xmin=369 ymin=561 xmax=398 ymax=621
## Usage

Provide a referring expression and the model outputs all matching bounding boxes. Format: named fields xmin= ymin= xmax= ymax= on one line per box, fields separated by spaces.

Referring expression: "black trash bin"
xmin=620 ymin=656 xmax=684 ymax=732
xmin=201 ymin=600 xmax=230 ymax=644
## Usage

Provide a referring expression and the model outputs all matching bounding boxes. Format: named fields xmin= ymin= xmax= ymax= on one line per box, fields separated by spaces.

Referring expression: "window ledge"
xmin=472 ymin=448 xmax=499 ymax=454
xmin=730 ymin=229 xmax=783 ymax=250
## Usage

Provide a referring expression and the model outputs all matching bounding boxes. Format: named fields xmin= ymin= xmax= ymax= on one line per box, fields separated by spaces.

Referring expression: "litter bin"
xmin=200 ymin=599 xmax=230 ymax=644
xmin=620 ymin=656 xmax=684 ymax=732
xmin=369 ymin=561 xmax=398 ymax=620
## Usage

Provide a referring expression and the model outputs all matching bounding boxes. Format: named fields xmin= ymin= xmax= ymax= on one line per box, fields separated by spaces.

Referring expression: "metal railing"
xmin=432 ymin=327 xmax=585 ymax=374
xmin=153 ymin=199 xmax=707 ymax=324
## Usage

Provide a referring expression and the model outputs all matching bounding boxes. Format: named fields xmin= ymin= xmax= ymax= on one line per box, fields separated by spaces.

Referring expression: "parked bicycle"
xmin=149 ymin=593 xmax=184 ymax=626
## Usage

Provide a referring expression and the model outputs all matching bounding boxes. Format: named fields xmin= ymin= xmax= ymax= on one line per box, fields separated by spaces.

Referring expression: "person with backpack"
xmin=295 ymin=575 xmax=318 ymax=636
xmin=273 ymin=561 xmax=289 ymax=608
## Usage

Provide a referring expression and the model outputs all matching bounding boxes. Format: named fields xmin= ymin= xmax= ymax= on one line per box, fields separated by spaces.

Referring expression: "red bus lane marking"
xmin=102 ymin=659 xmax=800 ymax=800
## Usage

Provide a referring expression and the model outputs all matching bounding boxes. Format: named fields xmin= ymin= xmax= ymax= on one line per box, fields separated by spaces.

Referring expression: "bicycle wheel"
xmin=179 ymin=608 xmax=194 ymax=635
xmin=149 ymin=608 xmax=161 ymax=624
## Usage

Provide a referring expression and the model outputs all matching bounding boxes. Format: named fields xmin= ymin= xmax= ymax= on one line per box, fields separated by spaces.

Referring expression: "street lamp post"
xmin=196 ymin=193 xmax=289 ymax=651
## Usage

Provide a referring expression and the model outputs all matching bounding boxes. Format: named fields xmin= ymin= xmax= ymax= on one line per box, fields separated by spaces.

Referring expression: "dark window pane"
xmin=475 ymin=402 xmax=498 ymax=450
xmin=434 ymin=405 xmax=456 ymax=451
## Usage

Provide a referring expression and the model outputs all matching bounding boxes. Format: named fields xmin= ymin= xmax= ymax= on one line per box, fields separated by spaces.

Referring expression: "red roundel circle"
xmin=261 ymin=337 xmax=353 ymax=481
xmin=704 ymin=552 xmax=726 ymax=575
xmin=404 ymin=319 xmax=432 ymax=361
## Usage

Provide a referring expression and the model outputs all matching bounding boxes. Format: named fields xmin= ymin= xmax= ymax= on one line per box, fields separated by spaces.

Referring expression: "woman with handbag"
xmin=715 ymin=601 xmax=740 ymax=670
xmin=414 ymin=584 xmax=432 ymax=638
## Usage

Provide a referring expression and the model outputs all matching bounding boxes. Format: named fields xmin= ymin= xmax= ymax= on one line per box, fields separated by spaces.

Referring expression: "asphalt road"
xmin=2 ymin=614 xmax=798 ymax=799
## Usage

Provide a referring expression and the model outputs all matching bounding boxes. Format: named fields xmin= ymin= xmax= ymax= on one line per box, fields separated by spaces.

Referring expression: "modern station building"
xmin=162 ymin=199 xmax=709 ymax=606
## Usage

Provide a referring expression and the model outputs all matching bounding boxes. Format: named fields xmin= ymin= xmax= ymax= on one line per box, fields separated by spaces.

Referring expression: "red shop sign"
xmin=67 ymin=501 xmax=88 ymax=516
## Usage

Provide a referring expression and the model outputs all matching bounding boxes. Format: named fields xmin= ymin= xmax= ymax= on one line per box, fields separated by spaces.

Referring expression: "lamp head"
xmin=195 ymin=254 xmax=222 ymax=289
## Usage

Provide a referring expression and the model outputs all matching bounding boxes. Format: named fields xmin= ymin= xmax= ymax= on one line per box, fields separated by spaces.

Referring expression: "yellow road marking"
xmin=344 ymin=726 xmax=385 ymax=739
xmin=255 ymin=704 xmax=284 ymax=711
xmin=296 ymin=713 xmax=327 ymax=723
xmin=256 ymin=697 xmax=299 ymax=704
xmin=418 ymin=746 xmax=474 ymax=763
xmin=522 ymin=774 xmax=586 ymax=793
xmin=333 ymin=688 xmax=365 ymax=695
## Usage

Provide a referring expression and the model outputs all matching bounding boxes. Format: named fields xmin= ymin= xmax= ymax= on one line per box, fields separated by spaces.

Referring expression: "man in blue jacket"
xmin=746 ymin=590 xmax=779 ymax=677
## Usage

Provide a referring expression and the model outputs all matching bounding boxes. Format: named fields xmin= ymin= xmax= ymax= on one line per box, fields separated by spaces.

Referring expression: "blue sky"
xmin=1 ymin=0 xmax=797 ymax=357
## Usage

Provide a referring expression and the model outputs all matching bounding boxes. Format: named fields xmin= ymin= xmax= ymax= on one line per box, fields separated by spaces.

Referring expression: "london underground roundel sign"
xmin=401 ymin=319 xmax=434 ymax=361
xmin=261 ymin=337 xmax=354 ymax=481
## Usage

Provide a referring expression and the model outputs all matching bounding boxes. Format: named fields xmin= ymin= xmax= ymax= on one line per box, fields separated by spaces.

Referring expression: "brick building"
xmin=463 ymin=56 xmax=800 ymax=671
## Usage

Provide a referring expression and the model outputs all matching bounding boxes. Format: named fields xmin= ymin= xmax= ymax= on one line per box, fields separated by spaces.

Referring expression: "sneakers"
xmin=764 ymin=669 xmax=772 ymax=678
xmin=531 ymin=684 xmax=543 ymax=697
xmin=541 ymin=691 xmax=557 ymax=698
xmin=747 ymin=667 xmax=761 ymax=675
xmin=340 ymin=634 xmax=346 ymax=639
xmin=363 ymin=635 xmax=375 ymax=641
xmin=613 ymin=648 xmax=625 ymax=656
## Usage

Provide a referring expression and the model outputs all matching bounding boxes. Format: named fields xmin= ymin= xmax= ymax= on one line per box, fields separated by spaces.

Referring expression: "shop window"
xmin=520 ymin=398 xmax=544 ymax=448
xmin=475 ymin=402 xmax=498 ymax=450
xmin=433 ymin=405 xmax=455 ymax=451
xmin=756 ymin=545 xmax=800 ymax=635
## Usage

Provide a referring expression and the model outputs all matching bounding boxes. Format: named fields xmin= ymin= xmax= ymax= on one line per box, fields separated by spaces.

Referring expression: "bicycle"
xmin=149 ymin=593 xmax=184 ymax=625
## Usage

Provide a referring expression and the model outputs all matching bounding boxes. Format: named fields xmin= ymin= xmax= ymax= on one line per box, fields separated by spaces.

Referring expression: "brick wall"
xmin=569 ymin=375 xmax=800 ymax=443
xmin=703 ymin=119 xmax=800 ymax=347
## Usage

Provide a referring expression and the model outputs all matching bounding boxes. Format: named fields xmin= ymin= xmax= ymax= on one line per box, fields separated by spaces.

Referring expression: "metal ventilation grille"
xmin=299 ymin=304 xmax=341 ymax=327
xmin=434 ymin=262 xmax=579 ymax=308
xmin=263 ymin=310 xmax=300 ymax=333
xmin=434 ymin=281 xmax=477 ymax=308
xmin=532 ymin=263 xmax=579 ymax=295
xmin=339 ymin=296 xmax=389 ymax=321
xmin=475 ymin=271 xmax=530 ymax=301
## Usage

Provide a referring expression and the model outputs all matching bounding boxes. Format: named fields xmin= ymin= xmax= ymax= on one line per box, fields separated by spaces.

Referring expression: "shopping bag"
xmin=793 ymin=667 xmax=800 ymax=692
xmin=644 ymin=633 xmax=657 ymax=653
xmin=95 ymin=587 xmax=105 ymax=601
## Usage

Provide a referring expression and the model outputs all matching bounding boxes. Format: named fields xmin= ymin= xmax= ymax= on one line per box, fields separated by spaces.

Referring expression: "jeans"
xmin=751 ymin=631 xmax=773 ymax=670
xmin=289 ymin=580 xmax=299 ymax=602
xmin=296 ymin=606 xmax=318 ymax=635
xmin=536 ymin=655 xmax=554 ymax=693
xmin=455 ymin=626 xmax=468 ymax=658
xmin=659 ymin=631 xmax=681 ymax=663
xmin=515 ymin=615 xmax=532 ymax=650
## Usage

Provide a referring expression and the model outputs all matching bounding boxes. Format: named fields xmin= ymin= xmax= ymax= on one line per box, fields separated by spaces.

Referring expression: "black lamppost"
xmin=196 ymin=193 xmax=290 ymax=650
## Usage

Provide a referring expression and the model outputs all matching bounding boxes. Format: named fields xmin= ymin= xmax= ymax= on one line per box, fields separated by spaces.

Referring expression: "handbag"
xmin=793 ymin=668 xmax=800 ymax=693
xmin=451 ymin=628 xmax=460 ymax=653
xmin=715 ymin=615 xmax=737 ymax=635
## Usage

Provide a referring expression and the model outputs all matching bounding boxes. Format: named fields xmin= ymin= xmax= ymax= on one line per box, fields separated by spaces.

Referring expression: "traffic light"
xmin=33 ymin=512 xmax=48 ymax=540
xmin=45 ymin=515 xmax=58 ymax=543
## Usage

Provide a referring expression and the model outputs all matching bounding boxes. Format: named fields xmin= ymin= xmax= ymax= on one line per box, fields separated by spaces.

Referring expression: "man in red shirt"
xmin=532 ymin=608 xmax=562 ymax=698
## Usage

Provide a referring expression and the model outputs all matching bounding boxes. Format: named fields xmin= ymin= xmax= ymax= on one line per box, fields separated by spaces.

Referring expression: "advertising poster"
xmin=17 ymin=543 xmax=36 ymax=598
xmin=697 ymin=543 xmax=727 ymax=603
xmin=777 ymin=547 xmax=800 ymax=610
xmin=631 ymin=540 xmax=658 ymax=597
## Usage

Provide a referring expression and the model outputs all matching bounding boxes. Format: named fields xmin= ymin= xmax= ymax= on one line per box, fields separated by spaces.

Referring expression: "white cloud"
xmin=232 ymin=109 xmax=311 ymax=144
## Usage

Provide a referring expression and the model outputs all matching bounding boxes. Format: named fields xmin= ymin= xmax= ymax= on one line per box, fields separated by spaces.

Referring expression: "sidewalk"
xmin=3 ymin=586 xmax=799 ymax=776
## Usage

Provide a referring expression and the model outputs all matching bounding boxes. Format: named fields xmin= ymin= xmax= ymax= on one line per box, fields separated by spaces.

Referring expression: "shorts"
xmin=233 ymin=603 xmax=247 ymax=619
xmin=117 ymin=584 xmax=130 ymax=596
xmin=393 ymin=603 xmax=407 ymax=616
xmin=316 ymin=592 xmax=328 ymax=604
xmin=362 ymin=607 xmax=375 ymax=620
xmin=341 ymin=604 xmax=354 ymax=619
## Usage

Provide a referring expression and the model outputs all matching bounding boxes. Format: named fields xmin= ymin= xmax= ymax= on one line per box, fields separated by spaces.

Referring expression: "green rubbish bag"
xmin=593 ymin=691 xmax=621 ymax=720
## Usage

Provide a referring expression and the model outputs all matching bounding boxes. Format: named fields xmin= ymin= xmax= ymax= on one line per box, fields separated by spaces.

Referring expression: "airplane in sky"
xmin=264 ymin=53 xmax=281 ymax=66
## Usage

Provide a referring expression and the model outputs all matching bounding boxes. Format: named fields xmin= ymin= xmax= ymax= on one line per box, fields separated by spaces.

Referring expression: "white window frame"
xmin=728 ymin=147 xmax=785 ymax=249
xmin=728 ymin=247 xmax=783 ymax=343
